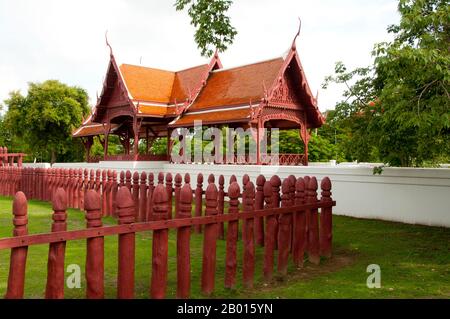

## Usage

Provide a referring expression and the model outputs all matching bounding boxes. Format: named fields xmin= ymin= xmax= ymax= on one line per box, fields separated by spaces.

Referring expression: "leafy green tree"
xmin=323 ymin=0 xmax=449 ymax=166
xmin=3 ymin=80 xmax=90 ymax=163
xmin=175 ymin=0 xmax=237 ymax=57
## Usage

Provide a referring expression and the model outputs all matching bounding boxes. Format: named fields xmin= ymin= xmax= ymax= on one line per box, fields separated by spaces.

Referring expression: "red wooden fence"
xmin=0 ymin=166 xmax=335 ymax=299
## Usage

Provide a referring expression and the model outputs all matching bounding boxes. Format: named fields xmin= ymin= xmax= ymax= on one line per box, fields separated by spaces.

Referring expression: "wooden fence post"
xmin=174 ymin=173 xmax=182 ymax=218
xmin=150 ymin=184 xmax=169 ymax=299
xmin=307 ymin=177 xmax=320 ymax=265
xmin=45 ymin=188 xmax=67 ymax=299
xmin=68 ymin=169 xmax=74 ymax=208
xmin=293 ymin=178 xmax=307 ymax=268
xmin=117 ymin=187 xmax=135 ymax=299
xmin=255 ymin=175 xmax=266 ymax=247
xmin=5 ymin=192 xmax=28 ymax=299
xmin=146 ymin=173 xmax=154 ymax=221
xmin=84 ymin=190 xmax=104 ymax=299
xmin=132 ymin=171 xmax=140 ymax=220
xmin=243 ymin=181 xmax=255 ymax=288
xmin=217 ymin=175 xmax=225 ymax=240
xmin=101 ymin=170 xmax=107 ymax=214
xmin=139 ymin=172 xmax=148 ymax=222
xmin=201 ymin=181 xmax=218 ymax=296
xmin=166 ymin=173 xmax=173 ymax=219
xmin=270 ymin=175 xmax=281 ymax=250
xmin=194 ymin=173 xmax=203 ymax=234
xmin=225 ymin=181 xmax=240 ymax=289
xmin=278 ymin=178 xmax=293 ymax=276
xmin=119 ymin=171 xmax=125 ymax=188
xmin=320 ymin=177 xmax=333 ymax=258
xmin=263 ymin=181 xmax=275 ymax=281
xmin=177 ymin=181 xmax=193 ymax=298
xmin=303 ymin=176 xmax=311 ymax=254
xmin=125 ymin=170 xmax=132 ymax=191
xmin=104 ymin=170 xmax=112 ymax=216
xmin=112 ymin=171 xmax=118 ymax=218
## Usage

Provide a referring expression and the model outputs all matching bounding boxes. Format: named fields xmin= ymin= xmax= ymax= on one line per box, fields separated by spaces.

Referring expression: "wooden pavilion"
xmin=73 ymin=32 xmax=325 ymax=166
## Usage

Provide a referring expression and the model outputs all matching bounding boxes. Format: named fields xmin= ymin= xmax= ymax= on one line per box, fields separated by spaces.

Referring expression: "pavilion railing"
xmin=171 ymin=154 xmax=306 ymax=166
xmin=0 ymin=146 xmax=25 ymax=167
xmin=88 ymin=154 xmax=169 ymax=163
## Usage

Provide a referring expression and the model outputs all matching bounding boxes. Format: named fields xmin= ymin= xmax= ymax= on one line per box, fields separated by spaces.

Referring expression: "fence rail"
xmin=0 ymin=166 xmax=335 ymax=299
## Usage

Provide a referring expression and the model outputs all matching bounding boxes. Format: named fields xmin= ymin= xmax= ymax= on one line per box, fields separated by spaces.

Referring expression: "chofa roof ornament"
xmin=105 ymin=30 xmax=113 ymax=57
xmin=291 ymin=17 xmax=302 ymax=51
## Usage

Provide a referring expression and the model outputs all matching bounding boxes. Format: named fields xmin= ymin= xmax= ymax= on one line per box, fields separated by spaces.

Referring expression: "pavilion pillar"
xmin=146 ymin=127 xmax=150 ymax=154
xmin=102 ymin=122 xmax=111 ymax=160
xmin=299 ymin=124 xmax=311 ymax=166
xmin=256 ymin=121 xmax=261 ymax=165
xmin=132 ymin=116 xmax=141 ymax=160
xmin=167 ymin=129 xmax=173 ymax=162
xmin=226 ymin=126 xmax=235 ymax=164
xmin=83 ymin=136 xmax=94 ymax=162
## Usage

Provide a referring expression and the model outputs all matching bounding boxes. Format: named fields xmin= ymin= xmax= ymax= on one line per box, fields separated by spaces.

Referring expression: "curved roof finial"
xmin=105 ymin=30 xmax=113 ymax=56
xmin=291 ymin=17 xmax=302 ymax=50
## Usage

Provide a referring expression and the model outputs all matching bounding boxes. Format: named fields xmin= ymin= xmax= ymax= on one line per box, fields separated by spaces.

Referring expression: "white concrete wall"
xmin=51 ymin=161 xmax=450 ymax=228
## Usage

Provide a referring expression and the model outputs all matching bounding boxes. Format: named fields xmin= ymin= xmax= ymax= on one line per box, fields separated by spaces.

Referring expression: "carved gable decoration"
xmin=270 ymin=73 xmax=300 ymax=106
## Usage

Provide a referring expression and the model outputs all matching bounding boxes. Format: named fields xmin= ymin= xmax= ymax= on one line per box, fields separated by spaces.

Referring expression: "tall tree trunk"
xmin=51 ymin=150 xmax=56 ymax=165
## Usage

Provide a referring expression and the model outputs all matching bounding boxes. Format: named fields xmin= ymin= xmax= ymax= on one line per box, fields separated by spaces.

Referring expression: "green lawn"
xmin=0 ymin=196 xmax=449 ymax=299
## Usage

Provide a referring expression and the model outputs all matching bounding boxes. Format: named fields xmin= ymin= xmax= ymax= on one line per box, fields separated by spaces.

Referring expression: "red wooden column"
xmin=288 ymin=175 xmax=296 ymax=252
xmin=278 ymin=179 xmax=293 ymax=276
xmin=67 ymin=169 xmax=74 ymax=208
xmin=45 ymin=188 xmax=67 ymax=299
xmin=242 ymin=181 xmax=256 ymax=288
xmin=293 ymin=178 xmax=307 ymax=268
xmin=101 ymin=170 xmax=107 ymax=214
xmin=177 ymin=180 xmax=193 ymax=298
xmin=5 ymin=192 xmax=28 ymax=299
xmin=307 ymin=177 xmax=320 ymax=265
xmin=320 ymin=177 xmax=333 ymax=258
xmin=225 ymin=181 xmax=240 ymax=289
xmin=150 ymin=184 xmax=169 ymax=299
xmin=84 ymin=190 xmax=104 ymax=299
xmin=166 ymin=173 xmax=173 ymax=219
xmin=217 ymin=175 xmax=225 ymax=240
xmin=263 ymin=181 xmax=276 ymax=281
xmin=117 ymin=187 xmax=135 ymax=299
xmin=132 ymin=171 xmax=140 ymax=220
xmin=194 ymin=173 xmax=203 ymax=234
xmin=111 ymin=171 xmax=118 ymax=218
xmin=105 ymin=170 xmax=113 ymax=216
xmin=174 ymin=173 xmax=182 ymax=218
xmin=255 ymin=175 xmax=266 ymax=246
xmin=201 ymin=181 xmax=219 ymax=296
xmin=146 ymin=173 xmax=154 ymax=221
xmin=95 ymin=169 xmax=101 ymax=194
xmin=303 ymin=176 xmax=311 ymax=254
xmin=139 ymin=172 xmax=148 ymax=222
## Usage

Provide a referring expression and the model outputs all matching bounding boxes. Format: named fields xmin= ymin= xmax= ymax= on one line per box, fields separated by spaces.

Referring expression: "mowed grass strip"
xmin=0 ymin=196 xmax=448 ymax=299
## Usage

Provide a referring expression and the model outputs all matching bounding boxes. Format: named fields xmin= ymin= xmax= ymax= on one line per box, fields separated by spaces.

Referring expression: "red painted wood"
xmin=194 ymin=173 xmax=203 ymax=234
xmin=303 ymin=176 xmax=311 ymax=254
xmin=201 ymin=182 xmax=218 ymax=295
xmin=225 ymin=181 xmax=240 ymax=289
xmin=177 ymin=182 xmax=193 ymax=298
xmin=117 ymin=187 xmax=135 ymax=299
xmin=307 ymin=177 xmax=320 ymax=265
xmin=166 ymin=173 xmax=173 ymax=219
xmin=293 ymin=177 xmax=307 ymax=268
xmin=229 ymin=175 xmax=237 ymax=184
xmin=320 ymin=177 xmax=333 ymax=258
xmin=277 ymin=178 xmax=292 ymax=276
xmin=255 ymin=175 xmax=266 ymax=247
xmin=45 ymin=188 xmax=67 ymax=299
xmin=101 ymin=170 xmax=107 ymax=215
xmin=217 ymin=175 xmax=225 ymax=240
xmin=270 ymin=175 xmax=281 ymax=250
xmin=105 ymin=170 xmax=113 ymax=216
xmin=242 ymin=181 xmax=255 ymax=288
xmin=5 ymin=192 xmax=28 ymax=299
xmin=119 ymin=171 xmax=125 ymax=188
xmin=125 ymin=170 xmax=132 ymax=191
xmin=139 ymin=172 xmax=148 ymax=222
xmin=174 ymin=173 xmax=182 ymax=218
xmin=132 ymin=171 xmax=140 ymax=220
xmin=150 ymin=184 xmax=169 ymax=299
xmin=146 ymin=173 xmax=154 ymax=221
xmin=263 ymin=181 xmax=276 ymax=281
xmin=84 ymin=190 xmax=104 ymax=299
xmin=288 ymin=175 xmax=296 ymax=252
xmin=112 ymin=171 xmax=118 ymax=217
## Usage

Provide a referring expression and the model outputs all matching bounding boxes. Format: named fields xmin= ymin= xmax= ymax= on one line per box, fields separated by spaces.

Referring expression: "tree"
xmin=3 ymin=80 xmax=90 ymax=163
xmin=323 ymin=0 xmax=449 ymax=166
xmin=175 ymin=0 xmax=237 ymax=57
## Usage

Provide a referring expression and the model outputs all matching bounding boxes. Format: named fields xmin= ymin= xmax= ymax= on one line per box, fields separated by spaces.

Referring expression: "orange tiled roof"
xmin=170 ymin=108 xmax=251 ymax=127
xmin=188 ymin=58 xmax=284 ymax=111
xmin=119 ymin=63 xmax=208 ymax=106
xmin=72 ymin=123 xmax=120 ymax=137
xmin=137 ymin=105 xmax=177 ymax=117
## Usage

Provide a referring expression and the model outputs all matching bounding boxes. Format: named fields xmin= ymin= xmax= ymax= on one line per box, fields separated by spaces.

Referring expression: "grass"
xmin=0 ymin=196 xmax=449 ymax=299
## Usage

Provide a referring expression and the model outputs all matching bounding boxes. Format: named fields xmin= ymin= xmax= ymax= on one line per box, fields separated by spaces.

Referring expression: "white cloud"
xmin=0 ymin=0 xmax=400 ymax=113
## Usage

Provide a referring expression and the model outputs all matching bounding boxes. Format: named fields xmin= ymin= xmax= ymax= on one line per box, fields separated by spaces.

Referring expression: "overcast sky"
xmin=0 ymin=0 xmax=400 ymax=113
